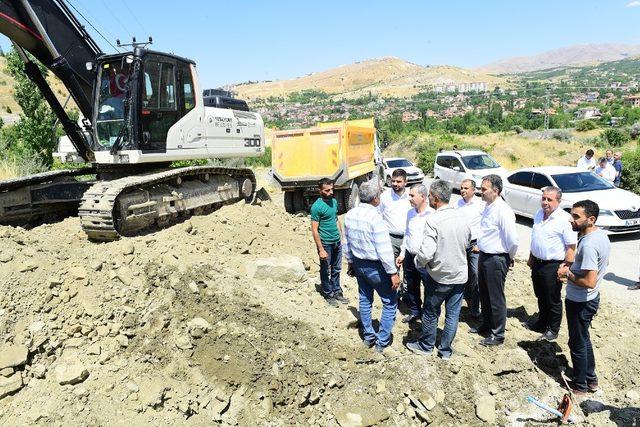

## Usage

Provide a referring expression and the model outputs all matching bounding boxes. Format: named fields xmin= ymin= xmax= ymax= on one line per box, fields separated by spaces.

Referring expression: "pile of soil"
xmin=0 ymin=194 xmax=638 ymax=425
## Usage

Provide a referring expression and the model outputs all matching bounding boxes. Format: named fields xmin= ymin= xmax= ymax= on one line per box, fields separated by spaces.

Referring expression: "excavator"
xmin=0 ymin=0 xmax=264 ymax=241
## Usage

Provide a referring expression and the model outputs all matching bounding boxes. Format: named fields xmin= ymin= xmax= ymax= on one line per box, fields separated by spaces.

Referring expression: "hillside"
xmin=478 ymin=43 xmax=640 ymax=74
xmin=234 ymin=57 xmax=505 ymax=100
xmin=0 ymin=55 xmax=76 ymax=122
xmin=516 ymin=56 xmax=640 ymax=85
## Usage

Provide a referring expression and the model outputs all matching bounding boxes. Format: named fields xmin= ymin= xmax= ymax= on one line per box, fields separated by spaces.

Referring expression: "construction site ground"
xmin=0 ymin=182 xmax=639 ymax=426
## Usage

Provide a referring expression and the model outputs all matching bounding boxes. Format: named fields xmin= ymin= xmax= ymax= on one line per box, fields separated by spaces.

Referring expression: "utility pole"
xmin=543 ymin=87 xmax=550 ymax=130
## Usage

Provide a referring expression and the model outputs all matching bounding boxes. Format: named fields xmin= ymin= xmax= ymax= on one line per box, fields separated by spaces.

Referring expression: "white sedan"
xmin=503 ymin=166 xmax=640 ymax=234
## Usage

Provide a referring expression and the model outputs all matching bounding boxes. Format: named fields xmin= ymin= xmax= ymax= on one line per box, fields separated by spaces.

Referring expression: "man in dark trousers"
xmin=310 ymin=178 xmax=348 ymax=307
xmin=558 ymin=200 xmax=610 ymax=395
xmin=471 ymin=175 xmax=518 ymax=347
xmin=526 ymin=186 xmax=576 ymax=341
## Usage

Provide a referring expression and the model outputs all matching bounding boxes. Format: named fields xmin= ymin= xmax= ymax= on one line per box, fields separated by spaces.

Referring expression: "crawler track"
xmin=0 ymin=167 xmax=96 ymax=226
xmin=78 ymin=166 xmax=256 ymax=241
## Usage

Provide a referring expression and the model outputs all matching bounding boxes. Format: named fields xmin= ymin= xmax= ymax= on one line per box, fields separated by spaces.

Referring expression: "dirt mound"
xmin=0 ymin=197 xmax=639 ymax=425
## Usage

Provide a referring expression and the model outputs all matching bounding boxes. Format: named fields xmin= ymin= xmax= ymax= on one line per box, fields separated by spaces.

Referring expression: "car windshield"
xmin=461 ymin=154 xmax=500 ymax=170
xmin=551 ymin=172 xmax=615 ymax=193
xmin=387 ymin=159 xmax=412 ymax=168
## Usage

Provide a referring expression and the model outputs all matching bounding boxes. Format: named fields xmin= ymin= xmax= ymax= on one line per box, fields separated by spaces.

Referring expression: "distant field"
xmin=384 ymin=129 xmax=637 ymax=172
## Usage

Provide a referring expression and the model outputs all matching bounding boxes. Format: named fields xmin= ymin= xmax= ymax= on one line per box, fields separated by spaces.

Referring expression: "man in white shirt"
xmin=378 ymin=169 xmax=412 ymax=259
xmin=456 ymin=179 xmax=485 ymax=320
xmin=395 ymin=184 xmax=433 ymax=323
xmin=576 ymin=149 xmax=596 ymax=171
xmin=595 ymin=157 xmax=616 ymax=182
xmin=343 ymin=180 xmax=401 ymax=353
xmin=526 ymin=186 xmax=576 ymax=342
xmin=605 ymin=149 xmax=614 ymax=165
xmin=471 ymin=175 xmax=518 ymax=347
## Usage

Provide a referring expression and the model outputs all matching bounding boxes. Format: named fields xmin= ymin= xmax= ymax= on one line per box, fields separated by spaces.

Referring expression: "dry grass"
xmin=234 ymin=57 xmax=506 ymax=100
xmin=386 ymin=129 xmax=637 ymax=171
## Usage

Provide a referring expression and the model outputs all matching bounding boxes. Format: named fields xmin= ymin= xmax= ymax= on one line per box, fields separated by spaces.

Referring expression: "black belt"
xmin=389 ymin=233 xmax=404 ymax=239
xmin=532 ymin=256 xmax=562 ymax=264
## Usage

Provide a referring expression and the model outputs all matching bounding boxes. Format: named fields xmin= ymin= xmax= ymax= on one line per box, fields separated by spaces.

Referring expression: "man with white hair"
xmin=343 ymin=180 xmax=401 ymax=354
xmin=395 ymin=184 xmax=434 ymax=323
xmin=405 ymin=180 xmax=471 ymax=359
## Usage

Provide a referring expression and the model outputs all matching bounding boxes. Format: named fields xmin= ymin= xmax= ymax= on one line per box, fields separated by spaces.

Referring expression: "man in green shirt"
xmin=311 ymin=178 xmax=348 ymax=307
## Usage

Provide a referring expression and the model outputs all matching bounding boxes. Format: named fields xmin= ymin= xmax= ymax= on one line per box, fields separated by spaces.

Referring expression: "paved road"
xmin=421 ymin=178 xmax=640 ymax=309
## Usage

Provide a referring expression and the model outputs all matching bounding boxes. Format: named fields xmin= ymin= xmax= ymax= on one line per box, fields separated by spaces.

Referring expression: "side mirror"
xmin=453 ymin=166 xmax=461 ymax=172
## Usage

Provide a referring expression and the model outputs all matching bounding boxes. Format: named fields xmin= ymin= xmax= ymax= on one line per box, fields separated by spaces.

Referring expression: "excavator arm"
xmin=0 ymin=0 xmax=104 ymax=161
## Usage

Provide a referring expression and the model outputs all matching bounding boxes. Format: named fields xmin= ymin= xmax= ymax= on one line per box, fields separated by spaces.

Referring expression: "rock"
xmin=126 ymin=381 xmax=140 ymax=393
xmin=69 ymin=266 xmax=87 ymax=280
xmin=488 ymin=384 xmax=499 ymax=396
xmin=244 ymin=255 xmax=306 ymax=283
xmin=139 ymin=377 xmax=168 ymax=408
xmin=31 ymin=364 xmax=46 ymax=379
xmin=187 ymin=317 xmax=212 ymax=339
xmin=28 ymin=321 xmax=46 ymax=334
xmin=0 ymin=252 xmax=13 ymax=263
xmin=65 ymin=337 xmax=84 ymax=348
xmin=491 ymin=348 xmax=532 ymax=375
xmin=376 ymin=379 xmax=386 ymax=394
xmin=434 ymin=389 xmax=445 ymax=404
xmin=476 ymin=395 xmax=496 ymax=423
xmin=0 ymin=368 xmax=13 ymax=377
xmin=115 ymin=335 xmax=129 ymax=347
xmin=335 ymin=411 xmax=363 ymax=427
xmin=54 ymin=359 xmax=89 ymax=385
xmin=419 ymin=392 xmax=437 ymax=411
xmin=86 ymin=343 xmax=101 ymax=355
xmin=122 ymin=242 xmax=135 ymax=255
xmin=407 ymin=394 xmax=428 ymax=412
xmin=0 ymin=345 xmax=29 ymax=369
xmin=175 ymin=335 xmax=193 ymax=350
xmin=415 ymin=409 xmax=431 ymax=424
xmin=188 ymin=281 xmax=200 ymax=294
xmin=89 ymin=260 xmax=103 ymax=271
xmin=0 ymin=373 xmax=23 ymax=399
xmin=335 ymin=401 xmax=390 ymax=426
xmin=626 ymin=389 xmax=639 ymax=401
xmin=396 ymin=403 xmax=404 ymax=414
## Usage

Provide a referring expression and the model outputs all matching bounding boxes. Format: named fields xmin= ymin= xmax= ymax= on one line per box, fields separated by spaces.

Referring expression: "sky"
xmin=2 ymin=0 xmax=640 ymax=89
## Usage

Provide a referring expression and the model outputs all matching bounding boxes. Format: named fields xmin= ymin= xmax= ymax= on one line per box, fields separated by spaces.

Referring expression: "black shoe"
xmin=537 ymin=330 xmax=558 ymax=342
xmin=587 ymin=381 xmax=599 ymax=392
xmin=402 ymin=314 xmax=420 ymax=323
xmin=334 ymin=293 xmax=349 ymax=305
xmin=470 ymin=312 xmax=482 ymax=321
xmin=469 ymin=326 xmax=491 ymax=336
xmin=480 ymin=336 xmax=504 ymax=346
xmin=523 ymin=321 xmax=545 ymax=333
xmin=324 ymin=297 xmax=339 ymax=308
xmin=362 ymin=339 xmax=376 ymax=348
xmin=405 ymin=341 xmax=433 ymax=356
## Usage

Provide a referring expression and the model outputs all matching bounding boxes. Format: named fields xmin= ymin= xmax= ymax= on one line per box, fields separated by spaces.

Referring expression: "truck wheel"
xmin=293 ymin=191 xmax=305 ymax=212
xmin=284 ymin=192 xmax=294 ymax=213
xmin=346 ymin=182 xmax=360 ymax=211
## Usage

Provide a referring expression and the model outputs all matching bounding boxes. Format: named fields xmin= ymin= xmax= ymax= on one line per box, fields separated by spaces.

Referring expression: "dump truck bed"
xmin=272 ymin=118 xmax=376 ymax=189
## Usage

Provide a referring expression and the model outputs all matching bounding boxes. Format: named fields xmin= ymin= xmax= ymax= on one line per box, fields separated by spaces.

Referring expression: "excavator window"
xmin=95 ymin=60 xmax=131 ymax=148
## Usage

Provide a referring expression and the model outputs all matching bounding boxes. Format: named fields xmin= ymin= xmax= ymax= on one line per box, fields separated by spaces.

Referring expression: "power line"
xmin=98 ymin=0 xmax=132 ymax=40
xmin=66 ymin=0 xmax=121 ymax=53
xmin=119 ymin=0 xmax=148 ymax=37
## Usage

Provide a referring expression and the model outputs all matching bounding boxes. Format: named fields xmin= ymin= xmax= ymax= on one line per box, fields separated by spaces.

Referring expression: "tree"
xmin=5 ymin=48 xmax=58 ymax=166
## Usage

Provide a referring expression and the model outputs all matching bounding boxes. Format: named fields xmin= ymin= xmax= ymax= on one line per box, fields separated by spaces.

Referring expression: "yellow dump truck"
xmin=272 ymin=118 xmax=380 ymax=214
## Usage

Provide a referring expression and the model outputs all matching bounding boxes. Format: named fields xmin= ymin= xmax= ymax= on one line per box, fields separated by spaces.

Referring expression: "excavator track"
xmin=78 ymin=166 xmax=256 ymax=241
xmin=0 ymin=167 xmax=96 ymax=226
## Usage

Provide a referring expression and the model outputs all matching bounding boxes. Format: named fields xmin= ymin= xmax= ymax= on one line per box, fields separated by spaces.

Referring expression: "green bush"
xmin=631 ymin=122 xmax=640 ymax=140
xmin=575 ymin=120 xmax=597 ymax=132
xmin=551 ymin=129 xmax=572 ymax=141
xmin=601 ymin=128 xmax=630 ymax=147
xmin=621 ymin=148 xmax=640 ymax=194
xmin=244 ymin=146 xmax=272 ymax=167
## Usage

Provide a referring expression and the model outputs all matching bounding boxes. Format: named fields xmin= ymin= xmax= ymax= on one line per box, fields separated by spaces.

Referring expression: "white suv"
xmin=434 ymin=150 xmax=507 ymax=191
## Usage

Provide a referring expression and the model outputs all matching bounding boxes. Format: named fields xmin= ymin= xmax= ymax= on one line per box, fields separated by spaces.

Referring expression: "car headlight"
xmin=599 ymin=209 xmax=614 ymax=216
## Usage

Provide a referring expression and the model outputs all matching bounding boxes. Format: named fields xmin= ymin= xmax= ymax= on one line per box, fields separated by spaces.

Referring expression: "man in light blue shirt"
xmin=344 ymin=180 xmax=401 ymax=353
xmin=558 ymin=200 xmax=610 ymax=395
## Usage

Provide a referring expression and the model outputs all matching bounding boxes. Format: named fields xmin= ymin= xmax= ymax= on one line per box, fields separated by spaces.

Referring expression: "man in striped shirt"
xmin=344 ymin=180 xmax=401 ymax=353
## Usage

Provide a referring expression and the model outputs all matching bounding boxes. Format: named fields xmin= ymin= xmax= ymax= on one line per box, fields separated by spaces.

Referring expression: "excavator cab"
xmin=94 ymin=50 xmax=197 ymax=156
